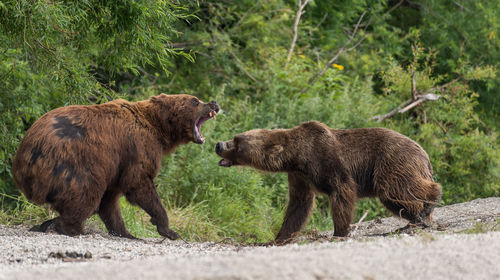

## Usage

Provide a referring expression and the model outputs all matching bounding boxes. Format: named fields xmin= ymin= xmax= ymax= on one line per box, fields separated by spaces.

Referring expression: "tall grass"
xmin=0 ymin=193 xmax=56 ymax=226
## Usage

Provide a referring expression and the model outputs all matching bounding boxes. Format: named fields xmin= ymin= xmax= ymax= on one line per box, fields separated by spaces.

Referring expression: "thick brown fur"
xmin=12 ymin=93 xmax=219 ymax=239
xmin=216 ymin=121 xmax=442 ymax=241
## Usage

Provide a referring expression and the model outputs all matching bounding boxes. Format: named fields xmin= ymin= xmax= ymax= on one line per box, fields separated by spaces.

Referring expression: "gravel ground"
xmin=1 ymin=197 xmax=499 ymax=279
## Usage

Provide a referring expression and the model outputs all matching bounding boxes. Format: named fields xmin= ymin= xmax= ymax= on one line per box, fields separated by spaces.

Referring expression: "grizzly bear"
xmin=215 ymin=121 xmax=442 ymax=242
xmin=12 ymin=93 xmax=220 ymax=239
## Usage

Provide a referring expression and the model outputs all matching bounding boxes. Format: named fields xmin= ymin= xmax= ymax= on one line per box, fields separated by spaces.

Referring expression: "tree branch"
xmin=370 ymin=99 xmax=415 ymax=122
xmin=285 ymin=0 xmax=312 ymax=68
xmin=411 ymin=69 xmax=417 ymax=100
xmin=302 ymin=12 xmax=366 ymax=93
xmin=371 ymin=79 xmax=459 ymax=122
xmin=454 ymin=1 xmax=471 ymax=12
xmin=170 ymin=41 xmax=201 ymax=49
xmin=313 ymin=13 xmax=329 ymax=30
xmin=227 ymin=47 xmax=259 ymax=83
xmin=300 ymin=1 xmax=405 ymax=93
xmin=349 ymin=210 xmax=369 ymax=237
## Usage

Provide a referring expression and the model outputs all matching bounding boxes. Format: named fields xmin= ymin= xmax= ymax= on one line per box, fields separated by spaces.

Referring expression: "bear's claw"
xmin=158 ymin=228 xmax=180 ymax=240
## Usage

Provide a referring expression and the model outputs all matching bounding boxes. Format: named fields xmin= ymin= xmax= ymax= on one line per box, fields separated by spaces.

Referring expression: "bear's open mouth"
xmin=218 ymin=158 xmax=233 ymax=167
xmin=193 ymin=110 xmax=217 ymax=144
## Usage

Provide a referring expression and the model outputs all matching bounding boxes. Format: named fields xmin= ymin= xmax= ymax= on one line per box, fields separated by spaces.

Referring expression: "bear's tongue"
xmin=218 ymin=159 xmax=233 ymax=167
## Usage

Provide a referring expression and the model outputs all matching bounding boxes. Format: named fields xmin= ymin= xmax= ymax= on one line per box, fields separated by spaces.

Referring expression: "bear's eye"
xmin=233 ymin=137 xmax=241 ymax=151
xmin=190 ymin=98 xmax=200 ymax=107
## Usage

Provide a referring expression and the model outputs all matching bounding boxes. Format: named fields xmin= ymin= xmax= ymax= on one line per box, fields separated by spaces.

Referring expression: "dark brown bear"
xmin=215 ymin=121 xmax=441 ymax=242
xmin=12 ymin=93 xmax=220 ymax=239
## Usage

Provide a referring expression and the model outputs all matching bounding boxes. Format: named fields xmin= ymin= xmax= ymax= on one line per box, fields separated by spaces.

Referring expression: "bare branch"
xmin=436 ymin=122 xmax=448 ymax=134
xmin=231 ymin=0 xmax=263 ymax=32
xmin=50 ymin=23 xmax=79 ymax=35
xmin=454 ymin=1 xmax=471 ymax=12
xmin=350 ymin=0 xmax=404 ymax=32
xmin=371 ymin=79 xmax=459 ymax=122
xmin=314 ymin=13 xmax=329 ymax=30
xmin=299 ymin=1 xmax=403 ymax=93
xmin=399 ymin=97 xmax=431 ymax=114
xmin=372 ymin=94 xmax=441 ymax=122
xmin=386 ymin=0 xmax=405 ymax=16
xmin=349 ymin=210 xmax=369 ymax=237
xmin=411 ymin=69 xmax=417 ymax=100
xmin=170 ymin=41 xmax=201 ymax=49
xmin=371 ymin=99 xmax=415 ymax=122
xmin=227 ymin=47 xmax=259 ymax=83
xmin=349 ymin=11 xmax=366 ymax=40
xmin=308 ymin=13 xmax=329 ymax=37
xmin=302 ymin=12 xmax=366 ymax=93
xmin=400 ymin=93 xmax=440 ymax=113
xmin=345 ymin=36 xmax=366 ymax=52
xmin=305 ymin=48 xmax=344 ymax=90
xmin=137 ymin=66 xmax=158 ymax=84
xmin=286 ymin=0 xmax=312 ymax=68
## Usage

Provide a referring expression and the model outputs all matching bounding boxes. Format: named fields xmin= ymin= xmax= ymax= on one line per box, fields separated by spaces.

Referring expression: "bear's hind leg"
xmin=53 ymin=216 xmax=84 ymax=236
xmin=98 ymin=190 xmax=135 ymax=239
xmin=50 ymin=187 xmax=104 ymax=236
xmin=52 ymin=204 xmax=97 ymax=236
xmin=30 ymin=216 xmax=84 ymax=236
xmin=31 ymin=203 xmax=97 ymax=236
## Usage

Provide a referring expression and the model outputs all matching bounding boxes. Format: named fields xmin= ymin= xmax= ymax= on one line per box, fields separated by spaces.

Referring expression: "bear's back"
xmin=330 ymin=127 xmax=433 ymax=193
xmin=11 ymin=102 xmax=156 ymax=204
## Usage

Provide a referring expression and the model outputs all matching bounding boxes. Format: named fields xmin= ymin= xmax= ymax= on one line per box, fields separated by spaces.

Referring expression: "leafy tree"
xmin=0 ymin=0 xmax=189 ymax=196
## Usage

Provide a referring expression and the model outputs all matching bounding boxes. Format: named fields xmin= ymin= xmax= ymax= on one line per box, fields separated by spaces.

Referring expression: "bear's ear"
xmin=300 ymin=121 xmax=330 ymax=135
xmin=150 ymin=93 xmax=167 ymax=104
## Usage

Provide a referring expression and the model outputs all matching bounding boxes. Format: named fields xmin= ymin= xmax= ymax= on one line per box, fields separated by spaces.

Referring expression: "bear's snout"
xmin=215 ymin=142 xmax=224 ymax=154
xmin=209 ymin=100 xmax=220 ymax=113
xmin=215 ymin=141 xmax=234 ymax=167
xmin=215 ymin=141 xmax=233 ymax=155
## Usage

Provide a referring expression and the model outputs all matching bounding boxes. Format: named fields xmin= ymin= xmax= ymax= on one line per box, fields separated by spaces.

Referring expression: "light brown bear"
xmin=12 ymin=93 xmax=219 ymax=239
xmin=215 ymin=121 xmax=442 ymax=242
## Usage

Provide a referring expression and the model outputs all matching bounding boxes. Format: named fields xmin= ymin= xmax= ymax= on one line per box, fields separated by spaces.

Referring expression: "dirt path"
xmin=1 ymin=197 xmax=499 ymax=280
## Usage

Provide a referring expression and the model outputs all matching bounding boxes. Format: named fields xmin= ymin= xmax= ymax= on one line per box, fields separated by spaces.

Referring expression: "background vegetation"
xmin=1 ymin=0 xmax=498 ymax=242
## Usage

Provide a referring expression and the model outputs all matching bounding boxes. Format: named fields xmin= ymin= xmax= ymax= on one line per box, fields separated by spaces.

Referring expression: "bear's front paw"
xmin=158 ymin=227 xmax=180 ymax=240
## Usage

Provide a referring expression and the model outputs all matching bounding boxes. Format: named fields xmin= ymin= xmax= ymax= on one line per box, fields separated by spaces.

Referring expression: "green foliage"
xmin=0 ymin=193 xmax=55 ymax=225
xmin=0 ymin=0 xmax=187 ymax=195
xmin=379 ymin=45 xmax=500 ymax=203
xmin=401 ymin=1 xmax=500 ymax=127
xmin=1 ymin=0 xmax=499 ymax=242
xmin=461 ymin=220 xmax=500 ymax=234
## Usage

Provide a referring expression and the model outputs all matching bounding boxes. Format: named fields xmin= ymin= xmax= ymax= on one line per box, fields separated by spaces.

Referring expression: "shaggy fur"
xmin=12 ymin=93 xmax=220 ymax=239
xmin=216 ymin=121 xmax=442 ymax=241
